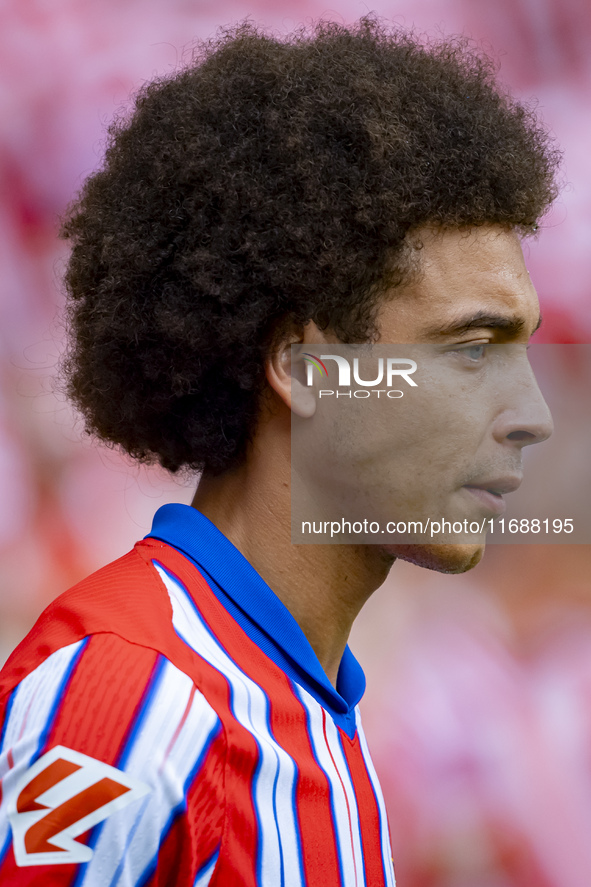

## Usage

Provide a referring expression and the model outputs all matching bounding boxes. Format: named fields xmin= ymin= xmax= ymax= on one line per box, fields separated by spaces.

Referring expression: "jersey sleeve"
xmin=0 ymin=633 xmax=225 ymax=886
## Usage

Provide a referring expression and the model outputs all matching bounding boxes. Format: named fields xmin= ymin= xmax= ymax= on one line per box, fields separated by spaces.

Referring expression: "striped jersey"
xmin=0 ymin=504 xmax=396 ymax=886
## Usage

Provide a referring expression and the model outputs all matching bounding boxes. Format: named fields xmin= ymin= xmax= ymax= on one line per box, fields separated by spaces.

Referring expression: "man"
xmin=0 ymin=18 xmax=557 ymax=886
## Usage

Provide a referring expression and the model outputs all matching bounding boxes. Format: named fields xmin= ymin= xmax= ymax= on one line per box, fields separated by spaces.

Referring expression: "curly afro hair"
xmin=61 ymin=17 xmax=560 ymax=475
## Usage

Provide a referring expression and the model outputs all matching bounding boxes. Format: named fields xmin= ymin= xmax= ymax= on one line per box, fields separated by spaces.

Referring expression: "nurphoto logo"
xmin=304 ymin=354 xmax=418 ymax=399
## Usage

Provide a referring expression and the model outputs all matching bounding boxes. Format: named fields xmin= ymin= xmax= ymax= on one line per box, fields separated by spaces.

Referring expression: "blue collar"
xmin=146 ymin=503 xmax=365 ymax=735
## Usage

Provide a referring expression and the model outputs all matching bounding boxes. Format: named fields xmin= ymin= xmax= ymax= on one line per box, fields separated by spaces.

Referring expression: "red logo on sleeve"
xmin=8 ymin=745 xmax=150 ymax=866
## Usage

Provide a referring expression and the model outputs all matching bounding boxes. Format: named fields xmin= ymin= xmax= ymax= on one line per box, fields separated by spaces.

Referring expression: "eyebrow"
xmin=426 ymin=311 xmax=543 ymax=339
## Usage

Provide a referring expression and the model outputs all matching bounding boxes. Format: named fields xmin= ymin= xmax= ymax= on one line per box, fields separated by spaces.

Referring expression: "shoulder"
xmin=0 ymin=539 xmax=195 ymax=704
xmin=0 ymin=540 xmax=231 ymax=796
xmin=0 ymin=630 xmax=226 ymax=879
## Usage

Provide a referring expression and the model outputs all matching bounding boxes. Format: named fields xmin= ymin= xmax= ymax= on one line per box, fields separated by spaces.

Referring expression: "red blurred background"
xmin=1 ymin=1 xmax=590 ymax=884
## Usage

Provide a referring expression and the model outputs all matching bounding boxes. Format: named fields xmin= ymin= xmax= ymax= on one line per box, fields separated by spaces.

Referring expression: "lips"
xmin=465 ymin=477 xmax=523 ymax=495
xmin=462 ymin=476 xmax=522 ymax=515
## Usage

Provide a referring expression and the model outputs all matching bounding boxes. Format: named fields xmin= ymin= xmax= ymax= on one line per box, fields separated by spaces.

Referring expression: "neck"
xmin=192 ymin=439 xmax=394 ymax=686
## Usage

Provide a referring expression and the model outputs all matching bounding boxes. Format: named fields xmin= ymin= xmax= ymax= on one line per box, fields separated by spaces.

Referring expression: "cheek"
xmin=403 ymin=383 xmax=493 ymax=471
xmin=356 ymin=388 xmax=481 ymax=482
xmin=292 ymin=375 xmax=493 ymax=520
xmin=309 ymin=391 xmax=476 ymax=498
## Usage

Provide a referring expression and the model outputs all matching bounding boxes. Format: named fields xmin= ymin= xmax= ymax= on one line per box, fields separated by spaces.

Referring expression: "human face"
xmin=293 ymin=225 xmax=552 ymax=573
xmin=375 ymin=224 xmax=552 ymax=571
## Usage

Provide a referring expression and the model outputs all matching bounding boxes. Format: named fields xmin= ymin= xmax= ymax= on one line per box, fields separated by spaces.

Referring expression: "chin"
xmin=384 ymin=542 xmax=485 ymax=574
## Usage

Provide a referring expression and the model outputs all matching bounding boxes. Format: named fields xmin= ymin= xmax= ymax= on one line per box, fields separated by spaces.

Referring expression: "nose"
xmin=492 ymin=360 xmax=553 ymax=448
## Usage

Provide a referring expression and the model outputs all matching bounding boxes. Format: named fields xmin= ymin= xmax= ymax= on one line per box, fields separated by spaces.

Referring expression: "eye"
xmin=455 ymin=343 xmax=488 ymax=362
xmin=464 ymin=344 xmax=486 ymax=360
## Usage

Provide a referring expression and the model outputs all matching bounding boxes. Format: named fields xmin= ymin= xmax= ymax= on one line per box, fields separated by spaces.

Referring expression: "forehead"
xmin=376 ymin=225 xmax=541 ymax=342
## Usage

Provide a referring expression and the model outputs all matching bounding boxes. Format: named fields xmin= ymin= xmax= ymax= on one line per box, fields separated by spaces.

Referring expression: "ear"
xmin=265 ymin=322 xmax=338 ymax=419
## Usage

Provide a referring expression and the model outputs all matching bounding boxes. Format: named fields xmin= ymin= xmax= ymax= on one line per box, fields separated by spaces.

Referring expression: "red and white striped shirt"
xmin=0 ymin=504 xmax=395 ymax=885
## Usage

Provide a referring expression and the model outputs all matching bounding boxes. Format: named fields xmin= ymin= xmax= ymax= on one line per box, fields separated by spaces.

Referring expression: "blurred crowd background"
xmin=1 ymin=0 xmax=590 ymax=884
